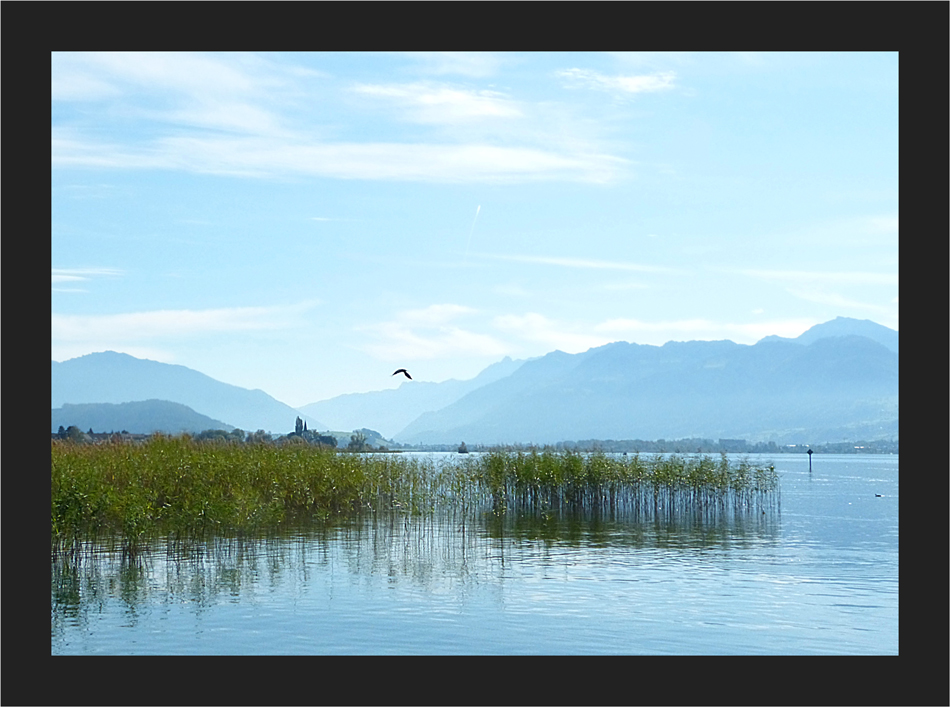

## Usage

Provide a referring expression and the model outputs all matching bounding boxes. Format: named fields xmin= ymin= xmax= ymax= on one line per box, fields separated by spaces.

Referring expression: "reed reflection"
xmin=53 ymin=497 xmax=779 ymax=636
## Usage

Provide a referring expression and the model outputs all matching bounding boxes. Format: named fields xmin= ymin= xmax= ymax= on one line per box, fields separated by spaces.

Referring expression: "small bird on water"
xmin=392 ymin=369 xmax=412 ymax=380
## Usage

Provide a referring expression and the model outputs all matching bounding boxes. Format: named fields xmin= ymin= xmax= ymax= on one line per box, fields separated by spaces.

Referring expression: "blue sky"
xmin=52 ymin=52 xmax=898 ymax=407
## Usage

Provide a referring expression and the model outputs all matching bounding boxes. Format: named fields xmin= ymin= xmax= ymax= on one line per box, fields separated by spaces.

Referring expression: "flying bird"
xmin=392 ymin=369 xmax=412 ymax=380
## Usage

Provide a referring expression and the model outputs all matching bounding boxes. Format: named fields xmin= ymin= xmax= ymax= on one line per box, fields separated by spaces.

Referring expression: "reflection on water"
xmin=52 ymin=504 xmax=780 ymax=647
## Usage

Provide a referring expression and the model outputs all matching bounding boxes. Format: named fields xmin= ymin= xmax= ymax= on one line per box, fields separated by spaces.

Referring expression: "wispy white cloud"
xmin=52 ymin=268 xmax=122 ymax=292
xmin=405 ymin=52 xmax=507 ymax=78
xmin=556 ymin=68 xmax=676 ymax=95
xmin=759 ymin=214 xmax=899 ymax=251
xmin=364 ymin=326 xmax=509 ymax=363
xmin=481 ymin=253 xmax=671 ymax=273
xmin=52 ymin=302 xmax=318 ymax=349
xmin=783 ymin=288 xmax=897 ymax=318
xmin=737 ymin=269 xmax=898 ymax=286
xmin=595 ymin=317 xmax=719 ymax=336
xmin=359 ymin=304 xmax=509 ymax=361
xmin=52 ymin=267 xmax=122 ymax=285
xmin=352 ymin=82 xmax=522 ymax=124
xmin=493 ymin=312 xmax=614 ymax=353
xmin=396 ymin=304 xmax=478 ymax=326
xmin=53 ymin=131 xmax=626 ymax=183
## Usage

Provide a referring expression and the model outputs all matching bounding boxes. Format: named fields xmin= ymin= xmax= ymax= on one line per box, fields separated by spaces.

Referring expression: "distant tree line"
xmin=398 ymin=437 xmax=898 ymax=454
xmin=52 ymin=423 xmax=897 ymax=454
xmin=54 ymin=425 xmax=146 ymax=444
xmin=52 ymin=418 xmax=391 ymax=452
xmin=553 ymin=437 xmax=898 ymax=454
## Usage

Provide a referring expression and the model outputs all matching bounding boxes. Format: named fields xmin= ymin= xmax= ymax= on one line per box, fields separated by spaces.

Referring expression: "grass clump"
xmin=474 ymin=449 xmax=778 ymax=519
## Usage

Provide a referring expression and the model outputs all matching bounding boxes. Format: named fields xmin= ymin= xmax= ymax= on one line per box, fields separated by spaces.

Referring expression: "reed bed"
xmin=52 ymin=438 xmax=778 ymax=553
xmin=474 ymin=449 xmax=778 ymax=520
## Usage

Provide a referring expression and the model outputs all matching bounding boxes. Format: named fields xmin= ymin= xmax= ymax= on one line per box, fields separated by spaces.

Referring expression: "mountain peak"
xmin=758 ymin=317 xmax=897 ymax=353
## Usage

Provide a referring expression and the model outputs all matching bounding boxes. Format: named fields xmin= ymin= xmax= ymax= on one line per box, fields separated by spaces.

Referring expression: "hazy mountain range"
xmin=396 ymin=329 xmax=897 ymax=446
xmin=52 ymin=351 xmax=325 ymax=434
xmin=303 ymin=316 xmax=898 ymax=445
xmin=297 ymin=356 xmax=525 ymax=439
xmin=51 ymin=317 xmax=898 ymax=445
xmin=52 ymin=400 xmax=233 ymax=435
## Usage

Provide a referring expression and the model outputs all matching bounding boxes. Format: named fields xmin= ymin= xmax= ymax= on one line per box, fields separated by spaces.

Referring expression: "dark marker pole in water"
xmin=807 ymin=448 xmax=813 ymax=472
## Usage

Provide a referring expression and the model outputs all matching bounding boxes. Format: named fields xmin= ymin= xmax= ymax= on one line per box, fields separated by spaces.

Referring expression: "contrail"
xmin=464 ymin=205 xmax=481 ymax=258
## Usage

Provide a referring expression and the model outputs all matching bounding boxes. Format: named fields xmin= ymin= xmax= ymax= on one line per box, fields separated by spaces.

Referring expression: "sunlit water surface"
xmin=52 ymin=453 xmax=897 ymax=655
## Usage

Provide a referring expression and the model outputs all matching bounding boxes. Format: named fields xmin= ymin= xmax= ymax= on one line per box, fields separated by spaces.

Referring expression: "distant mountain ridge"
xmin=394 ymin=318 xmax=898 ymax=446
xmin=52 ymin=351 xmax=325 ymax=434
xmin=52 ymin=400 xmax=233 ymax=435
xmin=297 ymin=356 xmax=525 ymax=439
xmin=759 ymin=316 xmax=898 ymax=353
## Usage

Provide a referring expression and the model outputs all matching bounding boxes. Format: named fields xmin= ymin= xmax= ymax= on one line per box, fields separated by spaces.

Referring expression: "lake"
xmin=51 ymin=453 xmax=898 ymax=655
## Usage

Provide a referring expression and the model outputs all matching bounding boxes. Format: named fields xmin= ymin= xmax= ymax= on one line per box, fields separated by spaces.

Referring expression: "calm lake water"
xmin=51 ymin=453 xmax=898 ymax=655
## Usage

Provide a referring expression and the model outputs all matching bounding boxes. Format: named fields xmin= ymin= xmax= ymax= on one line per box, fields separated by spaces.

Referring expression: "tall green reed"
xmin=52 ymin=439 xmax=778 ymax=553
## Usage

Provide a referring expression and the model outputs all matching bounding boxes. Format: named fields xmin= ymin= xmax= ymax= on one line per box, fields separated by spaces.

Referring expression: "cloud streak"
xmin=52 ymin=267 xmax=122 ymax=284
xmin=783 ymin=288 xmax=898 ymax=318
xmin=405 ymin=52 xmax=507 ymax=78
xmin=52 ymin=302 xmax=318 ymax=349
xmin=53 ymin=131 xmax=626 ymax=184
xmin=359 ymin=304 xmax=509 ymax=361
xmin=493 ymin=312 xmax=614 ymax=353
xmin=737 ymin=268 xmax=898 ymax=286
xmin=352 ymin=82 xmax=523 ymax=124
xmin=556 ymin=68 xmax=676 ymax=95
xmin=481 ymin=253 xmax=672 ymax=273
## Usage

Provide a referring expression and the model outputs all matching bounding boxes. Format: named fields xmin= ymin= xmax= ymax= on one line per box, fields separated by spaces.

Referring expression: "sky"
xmin=52 ymin=52 xmax=898 ymax=408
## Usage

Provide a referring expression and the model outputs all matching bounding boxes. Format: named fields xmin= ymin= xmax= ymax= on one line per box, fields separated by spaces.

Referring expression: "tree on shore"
xmin=348 ymin=430 xmax=369 ymax=451
xmin=248 ymin=429 xmax=273 ymax=444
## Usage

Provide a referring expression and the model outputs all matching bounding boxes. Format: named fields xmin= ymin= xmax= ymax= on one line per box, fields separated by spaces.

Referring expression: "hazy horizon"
xmin=52 ymin=52 xmax=898 ymax=407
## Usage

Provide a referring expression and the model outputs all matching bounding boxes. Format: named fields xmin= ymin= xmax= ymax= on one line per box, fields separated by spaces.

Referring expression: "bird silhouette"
xmin=392 ymin=369 xmax=412 ymax=380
